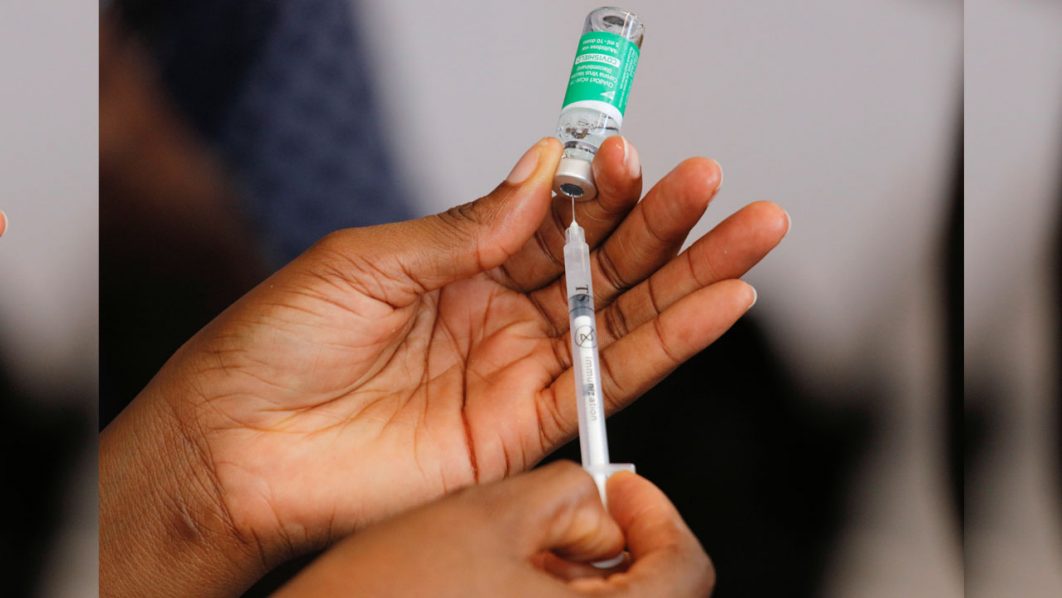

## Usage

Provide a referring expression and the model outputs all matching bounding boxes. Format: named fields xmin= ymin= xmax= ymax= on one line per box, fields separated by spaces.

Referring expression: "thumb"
xmin=582 ymin=472 xmax=714 ymax=596
xmin=325 ymin=138 xmax=561 ymax=304
xmin=403 ymin=137 xmax=561 ymax=290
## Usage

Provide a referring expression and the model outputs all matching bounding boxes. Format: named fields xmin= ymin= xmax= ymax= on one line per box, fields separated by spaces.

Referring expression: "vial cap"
xmin=553 ymin=157 xmax=597 ymax=202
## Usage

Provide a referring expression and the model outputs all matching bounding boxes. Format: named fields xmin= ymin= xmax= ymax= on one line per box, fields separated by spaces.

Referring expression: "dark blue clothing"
xmin=121 ymin=0 xmax=411 ymax=264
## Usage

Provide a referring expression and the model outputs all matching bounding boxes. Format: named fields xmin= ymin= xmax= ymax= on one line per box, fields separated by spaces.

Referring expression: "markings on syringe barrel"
xmin=581 ymin=365 xmax=601 ymax=422
xmin=572 ymin=312 xmax=602 ymax=422
xmin=569 ymin=293 xmax=594 ymax=317
xmin=583 ymin=385 xmax=600 ymax=421
xmin=575 ymin=324 xmax=596 ymax=348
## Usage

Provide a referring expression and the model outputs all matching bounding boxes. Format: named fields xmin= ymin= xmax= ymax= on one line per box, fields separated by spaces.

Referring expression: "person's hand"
xmin=0 ymin=210 xmax=7 ymax=237
xmin=101 ymin=137 xmax=787 ymax=595
xmin=277 ymin=461 xmax=714 ymax=597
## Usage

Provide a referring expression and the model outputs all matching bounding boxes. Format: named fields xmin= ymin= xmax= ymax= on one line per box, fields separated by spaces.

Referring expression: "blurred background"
xmin=0 ymin=2 xmax=98 ymax=596
xmin=0 ymin=0 xmax=1058 ymax=596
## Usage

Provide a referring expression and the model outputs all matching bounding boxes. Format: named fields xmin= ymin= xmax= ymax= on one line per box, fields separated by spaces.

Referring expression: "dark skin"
xmin=100 ymin=136 xmax=789 ymax=596
xmin=277 ymin=462 xmax=715 ymax=597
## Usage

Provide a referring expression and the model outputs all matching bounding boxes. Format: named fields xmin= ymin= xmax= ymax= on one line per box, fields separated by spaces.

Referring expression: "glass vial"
xmin=553 ymin=7 xmax=645 ymax=202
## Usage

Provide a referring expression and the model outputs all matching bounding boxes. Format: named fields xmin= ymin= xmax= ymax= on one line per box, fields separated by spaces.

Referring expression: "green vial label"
xmin=561 ymin=31 xmax=640 ymax=118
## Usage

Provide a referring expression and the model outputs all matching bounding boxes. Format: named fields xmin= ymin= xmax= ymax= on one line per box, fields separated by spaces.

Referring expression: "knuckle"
xmin=448 ymin=201 xmax=481 ymax=224
xmin=542 ymin=460 xmax=594 ymax=491
xmin=597 ymin=247 xmax=632 ymax=293
xmin=545 ymin=459 xmax=583 ymax=478
xmin=441 ymin=196 xmax=498 ymax=233
xmin=597 ymin=352 xmax=627 ymax=412
xmin=673 ymin=538 xmax=716 ymax=595
xmin=435 ymin=201 xmax=482 ymax=240
xmin=311 ymin=228 xmax=352 ymax=255
xmin=697 ymin=549 xmax=717 ymax=594
xmin=448 ymin=483 xmax=497 ymax=521
xmin=603 ymin=303 xmax=630 ymax=340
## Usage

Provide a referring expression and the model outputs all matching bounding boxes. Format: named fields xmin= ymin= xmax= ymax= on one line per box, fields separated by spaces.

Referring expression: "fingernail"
xmin=783 ymin=209 xmax=792 ymax=234
xmin=506 ymin=143 xmax=540 ymax=185
xmin=711 ymin=159 xmax=724 ymax=191
xmin=746 ymin=285 xmax=757 ymax=310
xmin=623 ymin=137 xmax=641 ymax=179
xmin=0 ymin=210 xmax=7 ymax=237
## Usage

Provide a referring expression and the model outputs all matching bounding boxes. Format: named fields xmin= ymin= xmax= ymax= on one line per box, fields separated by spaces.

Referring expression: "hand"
xmin=276 ymin=461 xmax=714 ymax=597
xmin=101 ymin=137 xmax=787 ymax=595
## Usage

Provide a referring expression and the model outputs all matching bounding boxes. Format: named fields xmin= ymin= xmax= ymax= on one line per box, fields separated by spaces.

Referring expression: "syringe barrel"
xmin=564 ymin=223 xmax=592 ymax=299
xmin=564 ymin=224 xmax=610 ymax=468
xmin=569 ymin=299 xmax=610 ymax=468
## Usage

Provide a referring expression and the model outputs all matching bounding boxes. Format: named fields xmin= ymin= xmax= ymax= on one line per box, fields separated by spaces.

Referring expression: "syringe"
xmin=564 ymin=208 xmax=634 ymax=568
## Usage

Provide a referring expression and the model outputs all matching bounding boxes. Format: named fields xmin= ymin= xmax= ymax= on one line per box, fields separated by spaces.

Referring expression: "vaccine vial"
xmin=554 ymin=7 xmax=645 ymax=202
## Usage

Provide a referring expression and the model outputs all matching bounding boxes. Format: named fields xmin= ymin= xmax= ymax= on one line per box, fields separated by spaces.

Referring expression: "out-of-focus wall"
xmin=357 ymin=1 xmax=961 ymax=595
xmin=965 ymin=1 xmax=1062 ymax=596
xmin=0 ymin=1 xmax=99 ymax=595
xmin=0 ymin=1 xmax=98 ymax=400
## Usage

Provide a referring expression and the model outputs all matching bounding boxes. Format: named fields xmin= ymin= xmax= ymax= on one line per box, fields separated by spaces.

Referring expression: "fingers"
xmin=597 ymin=279 xmax=755 ymax=411
xmin=540 ymin=279 xmax=755 ymax=442
xmin=494 ymin=136 xmax=643 ymax=291
xmin=311 ymin=138 xmax=562 ymax=306
xmin=606 ymin=473 xmax=704 ymax=563
xmin=475 ymin=461 xmax=625 ymax=564
xmin=529 ymin=157 xmax=724 ymax=328
xmin=595 ymin=201 xmax=789 ymax=347
xmin=0 ymin=210 xmax=7 ymax=237
xmin=533 ymin=550 xmax=625 ymax=582
xmin=579 ymin=472 xmax=713 ymax=596
xmin=586 ymin=157 xmax=721 ymax=305
xmin=274 ymin=462 xmax=618 ymax=597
